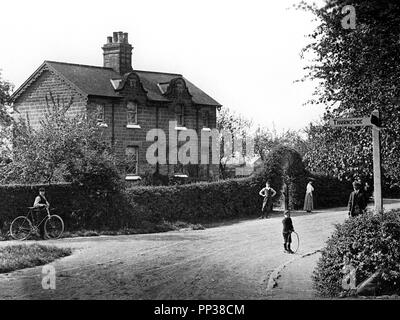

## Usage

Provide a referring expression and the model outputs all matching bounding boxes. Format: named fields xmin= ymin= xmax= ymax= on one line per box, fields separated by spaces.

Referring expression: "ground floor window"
xmin=125 ymin=146 xmax=139 ymax=175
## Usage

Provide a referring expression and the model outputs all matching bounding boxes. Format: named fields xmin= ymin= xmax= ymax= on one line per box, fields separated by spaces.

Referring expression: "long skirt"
xmin=303 ymin=193 xmax=313 ymax=211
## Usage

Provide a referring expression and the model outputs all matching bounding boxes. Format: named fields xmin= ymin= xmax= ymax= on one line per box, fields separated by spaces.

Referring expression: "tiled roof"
xmin=13 ymin=61 xmax=221 ymax=106
xmin=47 ymin=61 xmax=120 ymax=98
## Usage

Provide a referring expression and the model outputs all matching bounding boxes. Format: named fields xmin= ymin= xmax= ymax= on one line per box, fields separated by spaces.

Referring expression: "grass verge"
xmin=61 ymin=220 xmax=205 ymax=238
xmin=0 ymin=244 xmax=72 ymax=273
xmin=0 ymin=220 xmax=205 ymax=241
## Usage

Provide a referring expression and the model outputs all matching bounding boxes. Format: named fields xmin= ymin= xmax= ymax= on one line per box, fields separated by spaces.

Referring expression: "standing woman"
xmin=304 ymin=181 xmax=314 ymax=213
xmin=259 ymin=180 xmax=277 ymax=219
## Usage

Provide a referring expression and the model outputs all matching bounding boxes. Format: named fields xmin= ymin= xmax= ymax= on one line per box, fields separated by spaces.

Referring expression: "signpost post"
xmin=329 ymin=111 xmax=383 ymax=214
xmin=371 ymin=110 xmax=383 ymax=214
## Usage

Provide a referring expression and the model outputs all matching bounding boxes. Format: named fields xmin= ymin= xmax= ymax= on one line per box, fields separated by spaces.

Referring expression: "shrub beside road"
xmin=313 ymin=209 xmax=400 ymax=297
xmin=0 ymin=244 xmax=71 ymax=273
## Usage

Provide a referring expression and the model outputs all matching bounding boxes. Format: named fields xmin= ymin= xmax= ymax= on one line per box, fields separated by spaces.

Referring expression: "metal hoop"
xmin=291 ymin=231 xmax=300 ymax=253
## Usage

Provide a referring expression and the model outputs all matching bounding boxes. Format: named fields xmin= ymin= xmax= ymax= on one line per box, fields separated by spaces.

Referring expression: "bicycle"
xmin=10 ymin=207 xmax=64 ymax=240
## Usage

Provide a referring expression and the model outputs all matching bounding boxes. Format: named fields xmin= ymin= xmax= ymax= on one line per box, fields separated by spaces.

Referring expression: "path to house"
xmin=1 ymin=200 xmax=400 ymax=300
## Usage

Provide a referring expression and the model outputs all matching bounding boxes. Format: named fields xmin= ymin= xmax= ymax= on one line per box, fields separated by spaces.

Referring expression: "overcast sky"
xmin=0 ymin=0 xmax=324 ymax=132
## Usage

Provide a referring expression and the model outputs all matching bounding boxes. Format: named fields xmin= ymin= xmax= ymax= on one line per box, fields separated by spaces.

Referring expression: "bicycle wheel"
xmin=10 ymin=216 xmax=32 ymax=240
xmin=291 ymin=231 xmax=300 ymax=253
xmin=44 ymin=215 xmax=64 ymax=239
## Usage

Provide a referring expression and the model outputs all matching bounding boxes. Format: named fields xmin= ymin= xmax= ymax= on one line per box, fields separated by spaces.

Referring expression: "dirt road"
xmin=1 ymin=200 xmax=399 ymax=300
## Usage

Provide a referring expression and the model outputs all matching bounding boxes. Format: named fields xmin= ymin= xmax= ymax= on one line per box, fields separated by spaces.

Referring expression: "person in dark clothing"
xmin=33 ymin=187 xmax=50 ymax=239
xmin=348 ymin=181 xmax=367 ymax=218
xmin=282 ymin=210 xmax=295 ymax=254
xmin=364 ymin=182 xmax=372 ymax=203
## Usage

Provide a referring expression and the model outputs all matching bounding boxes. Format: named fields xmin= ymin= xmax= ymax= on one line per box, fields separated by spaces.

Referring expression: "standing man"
xmin=33 ymin=187 xmax=50 ymax=239
xmin=259 ymin=180 xmax=277 ymax=219
xmin=348 ymin=181 xmax=367 ymax=218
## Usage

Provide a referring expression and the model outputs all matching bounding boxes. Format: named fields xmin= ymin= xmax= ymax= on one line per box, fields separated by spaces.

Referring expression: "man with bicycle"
xmin=33 ymin=187 xmax=50 ymax=239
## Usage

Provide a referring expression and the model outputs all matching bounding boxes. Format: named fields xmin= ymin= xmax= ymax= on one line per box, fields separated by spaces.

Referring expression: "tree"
xmin=254 ymin=126 xmax=309 ymax=160
xmin=1 ymin=92 xmax=122 ymax=191
xmin=0 ymin=70 xmax=13 ymax=126
xmin=299 ymin=0 xmax=400 ymax=187
xmin=216 ymin=106 xmax=253 ymax=178
xmin=0 ymin=70 xmax=14 ymax=166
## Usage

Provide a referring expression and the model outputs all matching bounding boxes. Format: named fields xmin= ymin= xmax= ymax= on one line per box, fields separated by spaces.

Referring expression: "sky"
xmin=0 ymin=0 xmax=324 ymax=133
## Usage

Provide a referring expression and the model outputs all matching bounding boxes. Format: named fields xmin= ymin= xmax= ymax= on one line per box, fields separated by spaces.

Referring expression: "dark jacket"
xmin=348 ymin=190 xmax=367 ymax=217
xmin=282 ymin=217 xmax=294 ymax=233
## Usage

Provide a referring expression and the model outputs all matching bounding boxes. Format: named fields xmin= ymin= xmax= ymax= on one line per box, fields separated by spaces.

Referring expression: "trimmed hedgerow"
xmin=0 ymin=145 xmax=356 ymax=235
xmin=125 ymin=176 xmax=263 ymax=223
xmin=313 ymin=210 xmax=400 ymax=297
xmin=0 ymin=183 xmax=131 ymax=232
xmin=309 ymin=173 xmax=353 ymax=209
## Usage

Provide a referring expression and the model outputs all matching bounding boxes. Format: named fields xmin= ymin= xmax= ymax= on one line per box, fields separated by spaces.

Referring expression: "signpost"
xmin=329 ymin=110 xmax=383 ymax=214
xmin=329 ymin=117 xmax=371 ymax=127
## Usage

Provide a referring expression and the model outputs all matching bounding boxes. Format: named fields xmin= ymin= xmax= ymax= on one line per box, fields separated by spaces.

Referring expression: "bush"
xmin=0 ymin=183 xmax=131 ymax=232
xmin=309 ymin=173 xmax=353 ymax=209
xmin=313 ymin=210 xmax=400 ymax=297
xmin=0 ymin=244 xmax=72 ymax=273
xmin=257 ymin=145 xmax=308 ymax=210
xmin=125 ymin=176 xmax=263 ymax=223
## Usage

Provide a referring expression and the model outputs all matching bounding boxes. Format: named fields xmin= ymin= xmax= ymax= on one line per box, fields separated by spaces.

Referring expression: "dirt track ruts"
xmin=1 ymin=200 xmax=399 ymax=300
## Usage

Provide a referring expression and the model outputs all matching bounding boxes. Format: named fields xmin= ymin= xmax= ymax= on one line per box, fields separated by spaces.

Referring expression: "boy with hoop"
xmin=282 ymin=210 xmax=295 ymax=254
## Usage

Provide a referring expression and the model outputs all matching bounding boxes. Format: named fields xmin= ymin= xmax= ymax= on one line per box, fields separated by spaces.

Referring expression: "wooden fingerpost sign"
xmin=329 ymin=110 xmax=383 ymax=214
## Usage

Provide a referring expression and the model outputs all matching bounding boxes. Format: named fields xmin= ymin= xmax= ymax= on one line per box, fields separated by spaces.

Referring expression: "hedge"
xmin=0 ymin=183 xmax=130 ymax=232
xmin=309 ymin=173 xmax=353 ymax=209
xmin=313 ymin=210 xmax=400 ymax=297
xmin=125 ymin=176 xmax=263 ymax=223
xmin=0 ymin=178 xmax=265 ymax=231
xmin=0 ymin=147 xmax=356 ymax=233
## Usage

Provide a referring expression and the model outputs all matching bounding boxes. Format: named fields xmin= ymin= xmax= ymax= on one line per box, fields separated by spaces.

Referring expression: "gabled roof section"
xmin=11 ymin=61 xmax=222 ymax=106
xmin=47 ymin=61 xmax=120 ymax=97
xmin=135 ymin=70 xmax=221 ymax=106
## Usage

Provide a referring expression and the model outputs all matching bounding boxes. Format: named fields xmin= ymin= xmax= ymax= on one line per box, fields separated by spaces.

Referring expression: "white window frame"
xmin=126 ymin=101 xmax=139 ymax=127
xmin=125 ymin=146 xmax=139 ymax=177
xmin=96 ymin=104 xmax=108 ymax=127
xmin=202 ymin=110 xmax=211 ymax=130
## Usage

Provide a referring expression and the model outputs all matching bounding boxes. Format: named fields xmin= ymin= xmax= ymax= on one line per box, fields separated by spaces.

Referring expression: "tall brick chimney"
xmin=102 ymin=31 xmax=133 ymax=75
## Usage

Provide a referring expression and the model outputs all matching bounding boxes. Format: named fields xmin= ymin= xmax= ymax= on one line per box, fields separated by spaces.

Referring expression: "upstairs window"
xmin=203 ymin=110 xmax=210 ymax=128
xmin=125 ymin=146 xmax=139 ymax=175
xmin=127 ymin=101 xmax=138 ymax=125
xmin=96 ymin=104 xmax=105 ymax=123
xmin=175 ymin=104 xmax=185 ymax=127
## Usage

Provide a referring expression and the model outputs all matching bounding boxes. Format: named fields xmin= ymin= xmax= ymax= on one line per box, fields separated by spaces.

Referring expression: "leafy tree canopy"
xmin=299 ymin=0 xmax=400 ymax=187
xmin=0 ymin=70 xmax=13 ymax=126
xmin=0 ymin=92 xmax=122 ymax=191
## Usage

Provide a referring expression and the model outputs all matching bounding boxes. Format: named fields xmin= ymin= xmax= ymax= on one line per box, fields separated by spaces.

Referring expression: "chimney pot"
xmin=103 ymin=31 xmax=133 ymax=74
xmin=118 ymin=31 xmax=124 ymax=43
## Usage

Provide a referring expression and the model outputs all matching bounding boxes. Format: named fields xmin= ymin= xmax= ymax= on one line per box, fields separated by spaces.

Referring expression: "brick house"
xmin=10 ymin=31 xmax=221 ymax=181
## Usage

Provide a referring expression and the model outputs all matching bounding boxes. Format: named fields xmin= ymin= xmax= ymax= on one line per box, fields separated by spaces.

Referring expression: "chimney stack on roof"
xmin=102 ymin=31 xmax=133 ymax=75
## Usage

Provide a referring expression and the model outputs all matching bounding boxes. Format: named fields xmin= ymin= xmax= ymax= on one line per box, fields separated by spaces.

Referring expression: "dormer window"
xmin=127 ymin=101 xmax=138 ymax=125
xmin=175 ymin=80 xmax=185 ymax=94
xmin=129 ymin=78 xmax=137 ymax=88
xmin=175 ymin=104 xmax=185 ymax=127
